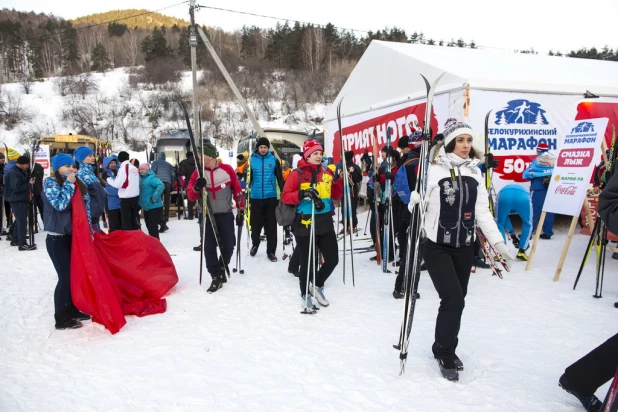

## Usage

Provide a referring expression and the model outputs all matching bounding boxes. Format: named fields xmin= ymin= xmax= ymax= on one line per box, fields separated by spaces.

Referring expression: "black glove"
xmin=313 ymin=197 xmax=325 ymax=212
xmin=299 ymin=188 xmax=319 ymax=201
xmin=486 ymin=153 xmax=499 ymax=170
xmin=194 ymin=177 xmax=206 ymax=190
xmin=384 ymin=172 xmax=395 ymax=180
xmin=235 ymin=211 xmax=244 ymax=226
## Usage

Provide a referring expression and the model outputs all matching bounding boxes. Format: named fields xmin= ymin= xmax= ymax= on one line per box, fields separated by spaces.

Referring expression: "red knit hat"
xmin=536 ymin=142 xmax=549 ymax=152
xmin=302 ymin=139 xmax=323 ymax=159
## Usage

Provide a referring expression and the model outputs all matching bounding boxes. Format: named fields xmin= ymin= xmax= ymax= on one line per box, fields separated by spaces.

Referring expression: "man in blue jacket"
xmin=249 ymin=137 xmax=284 ymax=262
xmin=522 ymin=142 xmax=555 ymax=239
xmin=151 ymin=152 xmax=175 ymax=229
xmin=102 ymin=155 xmax=121 ymax=232
xmin=5 ymin=156 xmax=36 ymax=250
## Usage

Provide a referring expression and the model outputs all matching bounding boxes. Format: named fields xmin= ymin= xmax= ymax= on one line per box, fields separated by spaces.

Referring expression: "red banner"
xmin=332 ymin=103 xmax=438 ymax=163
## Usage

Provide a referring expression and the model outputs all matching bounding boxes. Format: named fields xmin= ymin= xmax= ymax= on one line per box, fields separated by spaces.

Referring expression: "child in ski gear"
xmin=420 ymin=121 xmax=513 ymax=381
xmin=43 ymin=154 xmax=92 ymax=329
xmin=495 ymin=184 xmax=533 ymax=260
xmin=179 ymin=152 xmax=197 ymax=219
xmin=248 ymin=137 xmax=284 ymax=261
xmin=75 ymin=146 xmax=107 ymax=233
xmin=281 ymin=139 xmax=343 ymax=311
xmin=102 ymin=156 xmax=121 ymax=232
xmin=187 ymin=141 xmax=243 ymax=293
xmin=523 ymin=142 xmax=555 ymax=239
xmin=5 ymin=156 xmax=36 ymax=250
xmin=106 ymin=151 xmax=140 ymax=231
xmin=559 ymin=332 xmax=617 ymax=412
xmin=138 ymin=163 xmax=165 ymax=239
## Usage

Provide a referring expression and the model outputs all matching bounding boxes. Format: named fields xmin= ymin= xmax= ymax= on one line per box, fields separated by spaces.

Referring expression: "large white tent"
xmin=324 ymin=41 xmax=618 ymax=190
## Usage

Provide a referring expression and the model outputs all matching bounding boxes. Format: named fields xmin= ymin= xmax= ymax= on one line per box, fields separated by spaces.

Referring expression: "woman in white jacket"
xmin=421 ymin=120 xmax=514 ymax=381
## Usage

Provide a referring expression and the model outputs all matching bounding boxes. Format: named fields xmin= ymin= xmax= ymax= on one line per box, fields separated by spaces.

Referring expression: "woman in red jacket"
xmin=281 ymin=140 xmax=343 ymax=313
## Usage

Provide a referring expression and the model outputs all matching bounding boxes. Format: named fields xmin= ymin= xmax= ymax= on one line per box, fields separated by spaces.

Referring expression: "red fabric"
xmin=70 ymin=186 xmax=178 ymax=334
xmin=121 ymin=164 xmax=129 ymax=188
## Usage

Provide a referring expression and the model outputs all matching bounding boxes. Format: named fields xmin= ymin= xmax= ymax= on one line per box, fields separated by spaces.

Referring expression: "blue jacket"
xmin=42 ymin=177 xmax=92 ymax=235
xmin=138 ymin=170 xmax=164 ymax=211
xmin=4 ymin=159 xmax=16 ymax=176
xmin=151 ymin=152 xmax=175 ymax=184
xmin=523 ymin=156 xmax=554 ymax=191
xmin=249 ymin=151 xmax=282 ymax=199
xmin=4 ymin=165 xmax=30 ymax=202
xmin=103 ymin=156 xmax=121 ymax=210
xmin=76 ymin=163 xmax=107 ymax=220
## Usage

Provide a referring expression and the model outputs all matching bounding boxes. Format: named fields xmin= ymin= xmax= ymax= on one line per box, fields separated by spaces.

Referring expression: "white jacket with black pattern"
xmin=423 ymin=145 xmax=503 ymax=248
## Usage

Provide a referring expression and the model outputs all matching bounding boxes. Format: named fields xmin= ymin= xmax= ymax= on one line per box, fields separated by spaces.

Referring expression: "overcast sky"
xmin=3 ymin=0 xmax=615 ymax=53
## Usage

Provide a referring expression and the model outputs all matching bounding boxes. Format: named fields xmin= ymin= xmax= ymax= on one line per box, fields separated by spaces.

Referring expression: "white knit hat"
xmin=443 ymin=119 xmax=474 ymax=147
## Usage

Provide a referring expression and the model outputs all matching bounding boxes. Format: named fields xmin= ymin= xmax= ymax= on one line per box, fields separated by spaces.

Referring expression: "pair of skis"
xmin=336 ymin=99 xmax=356 ymax=286
xmin=178 ymin=101 xmax=231 ymax=285
xmin=394 ymin=73 xmax=445 ymax=375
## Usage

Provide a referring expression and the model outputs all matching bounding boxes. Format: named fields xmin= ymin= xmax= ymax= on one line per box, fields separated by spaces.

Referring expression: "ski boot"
xmin=193 ymin=244 xmax=202 ymax=252
xmin=309 ymin=283 xmax=329 ymax=307
xmin=436 ymin=357 xmax=459 ymax=381
xmin=559 ymin=374 xmax=602 ymax=412
xmin=540 ymin=233 xmax=552 ymax=240
xmin=453 ymin=353 xmax=464 ymax=371
xmin=392 ymin=290 xmax=404 ymax=299
xmin=207 ymin=276 xmax=223 ymax=293
xmin=250 ymin=245 xmax=259 ymax=257
xmin=516 ymin=248 xmax=529 ymax=261
xmin=300 ymin=295 xmax=317 ymax=314
xmin=510 ymin=233 xmax=520 ymax=248
xmin=267 ymin=253 xmax=278 ymax=262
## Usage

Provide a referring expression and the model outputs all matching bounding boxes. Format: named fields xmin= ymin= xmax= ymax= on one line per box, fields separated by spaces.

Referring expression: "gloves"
xmin=494 ymin=242 xmax=515 ymax=264
xmin=407 ymin=191 xmax=421 ymax=213
xmin=235 ymin=212 xmax=244 ymax=226
xmin=384 ymin=172 xmax=395 ymax=180
xmin=194 ymin=177 xmax=206 ymax=190
xmin=299 ymin=188 xmax=319 ymax=201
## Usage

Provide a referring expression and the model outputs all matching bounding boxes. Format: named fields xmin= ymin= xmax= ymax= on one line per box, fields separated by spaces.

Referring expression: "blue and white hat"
xmin=443 ymin=119 xmax=474 ymax=147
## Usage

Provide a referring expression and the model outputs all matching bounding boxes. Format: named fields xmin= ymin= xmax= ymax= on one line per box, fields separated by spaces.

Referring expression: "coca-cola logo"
xmin=555 ymin=185 xmax=577 ymax=195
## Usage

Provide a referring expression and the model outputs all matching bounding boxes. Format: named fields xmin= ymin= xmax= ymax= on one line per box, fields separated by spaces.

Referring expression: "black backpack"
xmin=275 ymin=169 xmax=302 ymax=227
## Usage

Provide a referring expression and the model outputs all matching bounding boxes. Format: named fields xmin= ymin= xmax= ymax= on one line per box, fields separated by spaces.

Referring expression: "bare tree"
xmin=0 ymin=90 xmax=33 ymax=129
xmin=20 ymin=73 xmax=34 ymax=94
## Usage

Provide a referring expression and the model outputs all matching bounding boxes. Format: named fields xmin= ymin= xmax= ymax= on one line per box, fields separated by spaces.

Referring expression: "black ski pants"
xmin=160 ymin=182 xmax=172 ymax=222
xmin=423 ymin=240 xmax=474 ymax=359
xmin=204 ymin=212 xmax=235 ymax=278
xmin=295 ymin=231 xmax=338 ymax=295
xmin=250 ymin=197 xmax=278 ymax=255
xmin=395 ymin=207 xmax=414 ymax=293
xmin=10 ymin=201 xmax=27 ymax=246
xmin=563 ymin=332 xmax=618 ymax=396
xmin=120 ymin=196 xmax=140 ymax=230
xmin=144 ymin=207 xmax=162 ymax=239
xmin=107 ymin=209 xmax=121 ymax=233
xmin=46 ymin=234 xmax=76 ymax=316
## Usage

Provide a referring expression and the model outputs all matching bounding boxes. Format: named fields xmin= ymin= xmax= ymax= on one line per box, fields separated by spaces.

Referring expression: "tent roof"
xmin=325 ymin=40 xmax=618 ymax=121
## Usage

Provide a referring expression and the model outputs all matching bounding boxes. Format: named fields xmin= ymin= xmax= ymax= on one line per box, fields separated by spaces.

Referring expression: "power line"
xmin=23 ymin=1 xmax=189 ymax=42
xmin=196 ymin=4 xmax=370 ymax=34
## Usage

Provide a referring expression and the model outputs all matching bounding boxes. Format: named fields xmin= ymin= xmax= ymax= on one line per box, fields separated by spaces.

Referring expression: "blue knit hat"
xmin=52 ymin=153 xmax=75 ymax=172
xmin=74 ymin=146 xmax=94 ymax=164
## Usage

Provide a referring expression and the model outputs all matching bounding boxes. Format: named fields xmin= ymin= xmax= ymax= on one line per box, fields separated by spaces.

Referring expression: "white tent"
xmin=324 ymin=40 xmax=618 ymax=190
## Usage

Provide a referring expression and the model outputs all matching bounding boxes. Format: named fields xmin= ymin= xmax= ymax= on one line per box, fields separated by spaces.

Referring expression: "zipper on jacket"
xmin=261 ymin=156 xmax=265 ymax=199
xmin=456 ymin=167 xmax=463 ymax=248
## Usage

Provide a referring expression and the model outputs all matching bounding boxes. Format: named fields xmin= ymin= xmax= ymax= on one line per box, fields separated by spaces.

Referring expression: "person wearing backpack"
xmin=392 ymin=132 xmax=422 ymax=298
xmin=281 ymin=140 xmax=343 ymax=312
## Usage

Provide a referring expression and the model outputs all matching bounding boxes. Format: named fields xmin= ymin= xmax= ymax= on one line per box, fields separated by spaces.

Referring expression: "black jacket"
xmin=5 ymin=166 xmax=30 ymax=202
xmin=179 ymin=156 xmax=196 ymax=188
xmin=599 ymin=170 xmax=618 ymax=234
xmin=31 ymin=163 xmax=44 ymax=195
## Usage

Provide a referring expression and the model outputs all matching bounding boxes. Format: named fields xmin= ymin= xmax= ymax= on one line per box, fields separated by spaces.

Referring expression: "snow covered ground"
xmin=1 ymin=212 xmax=616 ymax=411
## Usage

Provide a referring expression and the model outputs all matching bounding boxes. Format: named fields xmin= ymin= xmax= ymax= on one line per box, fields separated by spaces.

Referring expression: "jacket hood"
xmin=158 ymin=152 xmax=166 ymax=161
xmin=103 ymin=155 xmax=119 ymax=174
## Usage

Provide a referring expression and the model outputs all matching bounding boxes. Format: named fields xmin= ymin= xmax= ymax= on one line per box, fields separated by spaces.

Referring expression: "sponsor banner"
xmin=543 ymin=118 xmax=609 ymax=216
xmin=325 ymin=95 xmax=447 ymax=164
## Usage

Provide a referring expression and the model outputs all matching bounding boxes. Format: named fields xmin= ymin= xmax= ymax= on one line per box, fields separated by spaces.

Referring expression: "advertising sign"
xmin=35 ymin=144 xmax=51 ymax=178
xmin=542 ymin=118 xmax=609 ymax=216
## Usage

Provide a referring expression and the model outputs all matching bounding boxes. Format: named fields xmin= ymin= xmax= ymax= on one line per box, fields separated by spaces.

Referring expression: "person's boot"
xmin=69 ymin=308 xmax=91 ymax=321
xmin=540 ymin=233 xmax=552 ymax=239
xmin=250 ymin=244 xmax=259 ymax=257
xmin=392 ymin=289 xmax=404 ymax=299
xmin=18 ymin=244 xmax=37 ymax=251
xmin=436 ymin=356 xmax=459 ymax=381
xmin=54 ymin=313 xmax=83 ymax=330
xmin=309 ymin=283 xmax=329 ymax=307
xmin=207 ymin=275 xmax=223 ymax=293
xmin=159 ymin=223 xmax=169 ymax=233
xmin=559 ymin=373 xmax=602 ymax=412
xmin=516 ymin=248 xmax=529 ymax=261
xmin=267 ymin=253 xmax=278 ymax=262
xmin=193 ymin=244 xmax=202 ymax=252
xmin=300 ymin=295 xmax=316 ymax=314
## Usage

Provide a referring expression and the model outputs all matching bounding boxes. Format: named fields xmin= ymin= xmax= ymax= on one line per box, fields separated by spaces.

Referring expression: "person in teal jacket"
xmin=138 ymin=163 xmax=164 ymax=239
xmin=248 ymin=137 xmax=284 ymax=261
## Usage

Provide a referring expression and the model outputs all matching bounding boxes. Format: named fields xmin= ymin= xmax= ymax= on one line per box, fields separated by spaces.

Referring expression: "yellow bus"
xmin=39 ymin=134 xmax=112 ymax=158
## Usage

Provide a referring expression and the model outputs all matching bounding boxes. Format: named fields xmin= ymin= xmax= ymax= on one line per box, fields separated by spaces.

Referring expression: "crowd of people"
xmin=1 ymin=119 xmax=616 ymax=409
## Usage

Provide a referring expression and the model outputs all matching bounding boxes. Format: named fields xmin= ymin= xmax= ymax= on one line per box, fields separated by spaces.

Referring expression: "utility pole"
xmin=189 ymin=0 xmax=200 ymax=145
